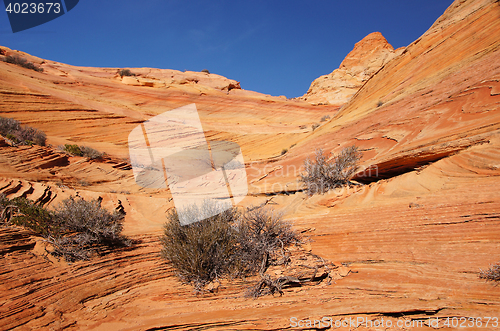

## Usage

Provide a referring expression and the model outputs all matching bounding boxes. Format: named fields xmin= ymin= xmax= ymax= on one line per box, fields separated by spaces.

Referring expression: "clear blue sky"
xmin=1 ymin=0 xmax=452 ymax=98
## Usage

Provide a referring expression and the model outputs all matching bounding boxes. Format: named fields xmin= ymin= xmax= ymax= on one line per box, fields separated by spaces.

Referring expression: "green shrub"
xmin=281 ymin=148 xmax=288 ymax=155
xmin=377 ymin=100 xmax=384 ymax=107
xmin=63 ymin=144 xmax=82 ymax=156
xmin=7 ymin=197 xmax=58 ymax=236
xmin=118 ymin=69 xmax=135 ymax=77
xmin=5 ymin=133 xmax=18 ymax=143
xmin=4 ymin=55 xmax=43 ymax=72
xmin=300 ymin=145 xmax=362 ymax=195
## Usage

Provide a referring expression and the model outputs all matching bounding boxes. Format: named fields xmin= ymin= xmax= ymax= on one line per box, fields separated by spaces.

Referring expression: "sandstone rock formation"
xmin=300 ymin=32 xmax=404 ymax=105
xmin=1 ymin=0 xmax=500 ymax=329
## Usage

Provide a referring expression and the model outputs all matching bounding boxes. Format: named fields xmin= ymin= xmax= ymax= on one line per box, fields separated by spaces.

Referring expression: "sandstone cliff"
xmin=1 ymin=0 xmax=500 ymax=330
xmin=300 ymin=32 xmax=404 ymax=105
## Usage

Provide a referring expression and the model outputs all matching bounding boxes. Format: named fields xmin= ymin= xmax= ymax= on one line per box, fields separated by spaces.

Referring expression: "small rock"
xmin=338 ymin=266 xmax=351 ymax=277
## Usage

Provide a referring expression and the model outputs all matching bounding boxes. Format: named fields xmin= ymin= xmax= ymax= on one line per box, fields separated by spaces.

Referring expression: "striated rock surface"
xmin=1 ymin=0 xmax=500 ymax=329
xmin=300 ymin=32 xmax=404 ymax=105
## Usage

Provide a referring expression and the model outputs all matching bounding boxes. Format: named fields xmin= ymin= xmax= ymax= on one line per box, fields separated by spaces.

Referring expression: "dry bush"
xmin=161 ymin=202 xmax=239 ymax=292
xmin=480 ymin=263 xmax=500 ymax=282
xmin=48 ymin=197 xmax=129 ymax=261
xmin=0 ymin=117 xmax=21 ymax=136
xmin=118 ymin=69 xmax=135 ymax=77
xmin=14 ymin=126 xmax=47 ymax=146
xmin=0 ymin=194 xmax=129 ymax=261
xmin=300 ymin=145 xmax=362 ymax=195
xmin=161 ymin=201 xmax=300 ymax=293
xmin=320 ymin=115 xmax=330 ymax=122
xmin=80 ymin=146 xmax=104 ymax=160
xmin=0 ymin=117 xmax=46 ymax=146
xmin=4 ymin=55 xmax=43 ymax=72
xmin=201 ymin=69 xmax=210 ymax=74
xmin=311 ymin=123 xmax=320 ymax=131
xmin=235 ymin=206 xmax=299 ymax=276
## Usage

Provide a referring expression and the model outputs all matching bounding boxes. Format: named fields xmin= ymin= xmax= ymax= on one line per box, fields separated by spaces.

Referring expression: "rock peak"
xmin=300 ymin=31 xmax=403 ymax=106
xmin=340 ymin=32 xmax=394 ymax=69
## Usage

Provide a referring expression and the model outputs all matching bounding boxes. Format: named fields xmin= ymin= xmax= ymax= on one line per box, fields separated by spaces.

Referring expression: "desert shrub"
xmin=0 ymin=117 xmax=21 ymax=136
xmin=161 ymin=201 xmax=299 ymax=293
xmin=299 ymin=125 xmax=307 ymax=130
xmin=80 ymin=146 xmax=104 ymax=160
xmin=62 ymin=144 xmax=83 ymax=156
xmin=14 ymin=126 xmax=46 ymax=146
xmin=1 ymin=194 xmax=128 ymax=261
xmin=281 ymin=148 xmax=288 ymax=155
xmin=0 ymin=116 xmax=46 ymax=146
xmin=7 ymin=197 xmax=57 ymax=235
xmin=320 ymin=115 xmax=330 ymax=122
xmin=5 ymin=133 xmax=19 ymax=143
xmin=118 ymin=69 xmax=135 ymax=77
xmin=377 ymin=100 xmax=384 ymax=107
xmin=48 ymin=197 xmax=128 ymax=261
xmin=4 ymin=55 xmax=43 ymax=72
xmin=311 ymin=123 xmax=320 ymax=131
xmin=480 ymin=262 xmax=500 ymax=282
xmin=201 ymin=69 xmax=210 ymax=74
xmin=161 ymin=202 xmax=239 ymax=292
xmin=60 ymin=144 xmax=104 ymax=159
xmin=300 ymin=145 xmax=362 ymax=195
xmin=235 ymin=206 xmax=299 ymax=275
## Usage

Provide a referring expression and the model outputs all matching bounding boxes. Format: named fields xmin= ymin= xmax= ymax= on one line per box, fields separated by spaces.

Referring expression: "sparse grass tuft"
xmin=62 ymin=144 xmax=82 ymax=156
xmin=300 ymin=145 xmax=362 ymax=195
xmin=311 ymin=123 xmax=320 ymax=131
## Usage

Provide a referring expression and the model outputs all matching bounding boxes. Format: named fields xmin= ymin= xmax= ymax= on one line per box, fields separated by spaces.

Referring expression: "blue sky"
xmin=1 ymin=0 xmax=452 ymax=98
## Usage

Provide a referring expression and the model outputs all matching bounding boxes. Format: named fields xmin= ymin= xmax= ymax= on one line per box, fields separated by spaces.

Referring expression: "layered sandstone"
xmin=300 ymin=32 xmax=404 ymax=105
xmin=1 ymin=0 xmax=500 ymax=330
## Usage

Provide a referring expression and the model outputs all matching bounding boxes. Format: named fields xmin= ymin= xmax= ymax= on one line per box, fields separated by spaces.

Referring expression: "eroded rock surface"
xmin=1 ymin=0 xmax=500 ymax=329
